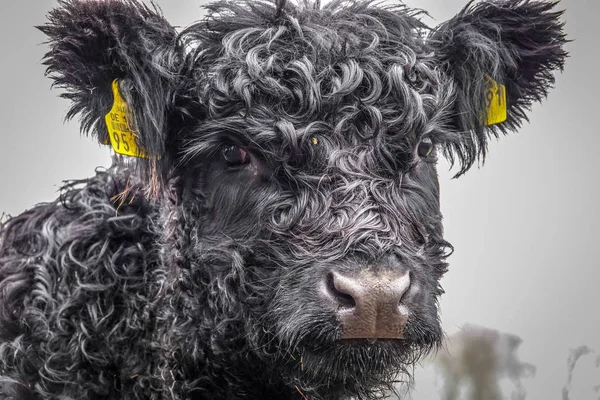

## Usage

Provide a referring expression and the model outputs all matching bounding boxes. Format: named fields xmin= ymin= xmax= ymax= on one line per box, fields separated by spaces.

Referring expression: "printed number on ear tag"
xmin=484 ymin=76 xmax=507 ymax=126
xmin=104 ymin=80 xmax=148 ymax=158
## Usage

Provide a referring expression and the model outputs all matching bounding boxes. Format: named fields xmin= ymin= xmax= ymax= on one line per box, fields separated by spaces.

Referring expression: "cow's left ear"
xmin=429 ymin=0 xmax=568 ymax=176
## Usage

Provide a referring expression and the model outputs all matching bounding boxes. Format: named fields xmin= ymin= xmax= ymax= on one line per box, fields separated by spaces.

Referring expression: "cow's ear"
xmin=429 ymin=0 xmax=568 ymax=176
xmin=38 ymin=0 xmax=186 ymax=187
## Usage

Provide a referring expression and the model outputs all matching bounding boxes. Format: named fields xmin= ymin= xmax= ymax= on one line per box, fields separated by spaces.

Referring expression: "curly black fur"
xmin=0 ymin=0 xmax=567 ymax=399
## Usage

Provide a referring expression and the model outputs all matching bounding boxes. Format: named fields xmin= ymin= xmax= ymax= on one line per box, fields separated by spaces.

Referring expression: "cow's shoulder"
xmin=0 ymin=167 xmax=163 ymax=398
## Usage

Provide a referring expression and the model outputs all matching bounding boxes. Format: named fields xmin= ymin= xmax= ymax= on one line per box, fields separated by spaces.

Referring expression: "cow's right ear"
xmin=38 ymin=0 xmax=187 ymax=183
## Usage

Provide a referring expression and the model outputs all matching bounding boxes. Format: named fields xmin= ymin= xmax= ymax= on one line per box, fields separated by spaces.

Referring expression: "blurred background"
xmin=1 ymin=0 xmax=598 ymax=398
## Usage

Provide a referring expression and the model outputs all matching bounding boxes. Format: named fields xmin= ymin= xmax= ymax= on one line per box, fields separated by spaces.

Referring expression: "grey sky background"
xmin=1 ymin=0 xmax=598 ymax=398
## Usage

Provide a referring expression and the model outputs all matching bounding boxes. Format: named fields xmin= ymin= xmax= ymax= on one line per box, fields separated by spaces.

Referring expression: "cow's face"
xmin=40 ymin=0 xmax=566 ymax=397
xmin=178 ymin=8 xmax=449 ymax=392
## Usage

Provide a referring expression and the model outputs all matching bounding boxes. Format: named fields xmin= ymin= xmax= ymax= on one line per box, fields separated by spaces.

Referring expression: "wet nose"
xmin=325 ymin=270 xmax=411 ymax=339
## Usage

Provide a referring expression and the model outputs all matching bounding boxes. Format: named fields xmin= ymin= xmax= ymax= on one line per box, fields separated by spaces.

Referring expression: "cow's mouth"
xmin=340 ymin=338 xmax=405 ymax=344
xmin=286 ymin=336 xmax=418 ymax=385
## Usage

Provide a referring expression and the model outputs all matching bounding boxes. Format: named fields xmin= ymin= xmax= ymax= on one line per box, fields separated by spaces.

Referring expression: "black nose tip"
xmin=324 ymin=270 xmax=411 ymax=339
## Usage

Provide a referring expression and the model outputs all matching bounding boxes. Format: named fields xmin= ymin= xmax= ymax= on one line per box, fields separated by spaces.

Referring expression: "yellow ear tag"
xmin=484 ymin=76 xmax=507 ymax=126
xmin=104 ymin=80 xmax=148 ymax=158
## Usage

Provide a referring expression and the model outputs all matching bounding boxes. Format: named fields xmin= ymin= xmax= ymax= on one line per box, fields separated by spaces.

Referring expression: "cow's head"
xmin=40 ymin=0 xmax=567 ymax=397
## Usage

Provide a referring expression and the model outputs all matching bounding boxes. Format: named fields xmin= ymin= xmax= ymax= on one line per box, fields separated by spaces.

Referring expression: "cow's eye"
xmin=221 ymin=145 xmax=250 ymax=166
xmin=417 ymin=137 xmax=433 ymax=158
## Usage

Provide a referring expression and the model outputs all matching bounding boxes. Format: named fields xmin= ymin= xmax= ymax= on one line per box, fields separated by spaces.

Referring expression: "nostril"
xmin=326 ymin=273 xmax=356 ymax=309
xmin=398 ymin=271 xmax=411 ymax=305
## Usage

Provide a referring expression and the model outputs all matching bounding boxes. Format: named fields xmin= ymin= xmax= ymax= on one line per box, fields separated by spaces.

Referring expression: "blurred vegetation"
xmin=395 ymin=325 xmax=598 ymax=400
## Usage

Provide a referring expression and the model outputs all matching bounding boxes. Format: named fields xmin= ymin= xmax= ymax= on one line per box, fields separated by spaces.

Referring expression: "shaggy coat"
xmin=0 ymin=0 xmax=567 ymax=399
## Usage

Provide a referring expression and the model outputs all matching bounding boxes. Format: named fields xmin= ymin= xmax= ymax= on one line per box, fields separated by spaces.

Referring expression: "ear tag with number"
xmin=104 ymin=80 xmax=148 ymax=158
xmin=484 ymin=76 xmax=507 ymax=126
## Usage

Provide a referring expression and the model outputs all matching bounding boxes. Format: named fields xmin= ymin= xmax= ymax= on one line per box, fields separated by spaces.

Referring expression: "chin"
xmin=277 ymin=321 xmax=442 ymax=399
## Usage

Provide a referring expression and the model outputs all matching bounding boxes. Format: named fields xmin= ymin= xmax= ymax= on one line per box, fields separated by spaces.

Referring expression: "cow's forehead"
xmin=176 ymin=1 xmax=460 ymax=162
xmin=190 ymin=0 xmax=434 ymax=78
